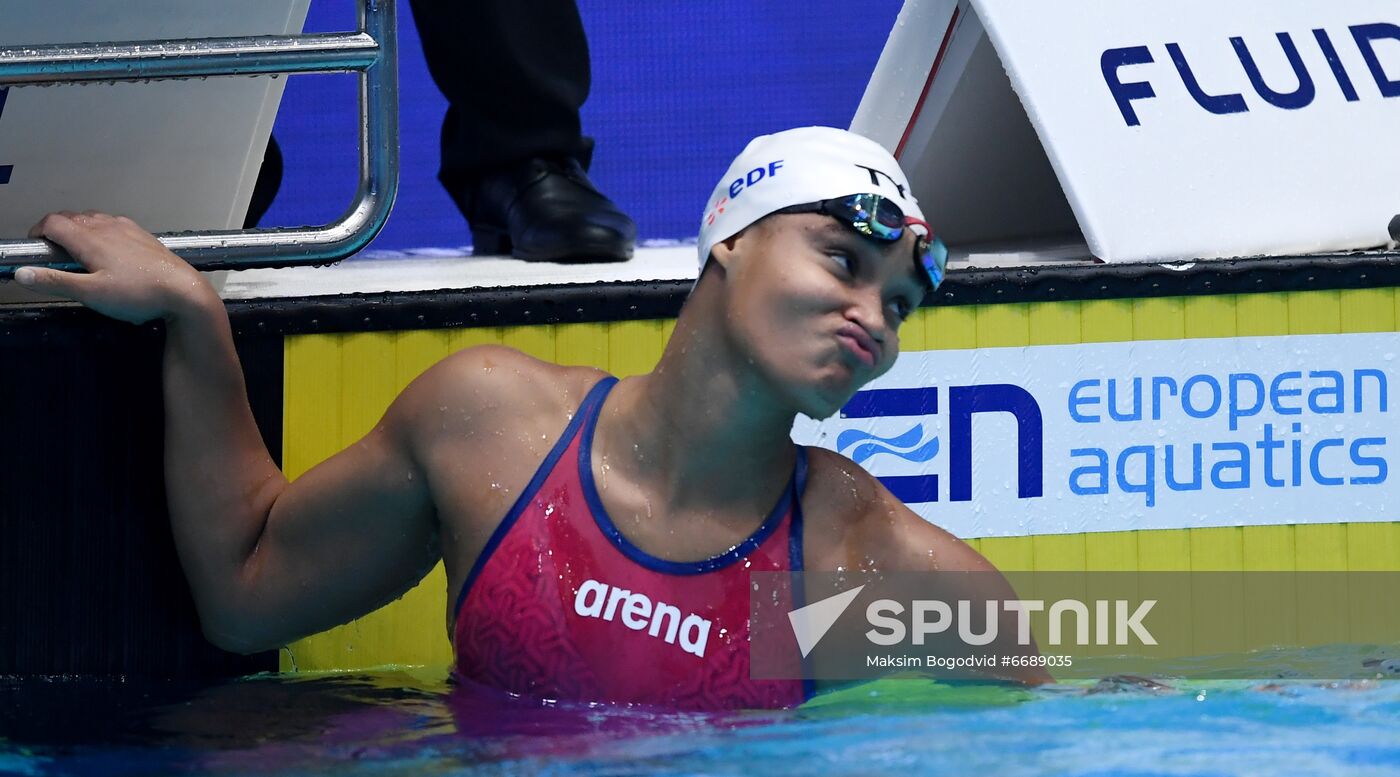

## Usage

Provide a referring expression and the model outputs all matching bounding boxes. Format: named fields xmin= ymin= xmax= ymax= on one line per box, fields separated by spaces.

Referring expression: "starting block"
xmin=0 ymin=1 xmax=310 ymax=240
xmin=855 ymin=0 xmax=1400 ymax=262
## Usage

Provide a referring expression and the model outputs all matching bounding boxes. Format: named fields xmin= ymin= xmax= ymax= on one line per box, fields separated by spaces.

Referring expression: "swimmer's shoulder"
xmin=389 ymin=344 xmax=608 ymax=444
xmin=801 ymin=445 xmax=997 ymax=573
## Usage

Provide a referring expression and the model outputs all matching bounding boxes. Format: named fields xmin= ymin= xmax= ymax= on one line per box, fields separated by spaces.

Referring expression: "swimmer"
xmin=16 ymin=127 xmax=1049 ymax=709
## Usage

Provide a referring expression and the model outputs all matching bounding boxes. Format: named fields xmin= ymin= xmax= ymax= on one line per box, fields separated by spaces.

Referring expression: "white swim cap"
xmin=696 ymin=126 xmax=924 ymax=270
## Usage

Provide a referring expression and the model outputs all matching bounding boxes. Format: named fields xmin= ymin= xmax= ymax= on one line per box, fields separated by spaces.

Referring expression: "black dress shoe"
xmin=466 ymin=157 xmax=636 ymax=263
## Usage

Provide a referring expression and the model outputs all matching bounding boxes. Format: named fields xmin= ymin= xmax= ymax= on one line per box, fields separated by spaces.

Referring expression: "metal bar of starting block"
xmin=0 ymin=0 xmax=399 ymax=276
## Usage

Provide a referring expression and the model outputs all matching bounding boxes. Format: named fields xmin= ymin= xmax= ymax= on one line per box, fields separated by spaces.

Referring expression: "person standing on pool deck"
xmin=14 ymin=127 xmax=1049 ymax=709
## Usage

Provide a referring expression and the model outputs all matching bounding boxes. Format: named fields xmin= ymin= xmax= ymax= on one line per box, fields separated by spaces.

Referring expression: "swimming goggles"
xmin=777 ymin=193 xmax=948 ymax=291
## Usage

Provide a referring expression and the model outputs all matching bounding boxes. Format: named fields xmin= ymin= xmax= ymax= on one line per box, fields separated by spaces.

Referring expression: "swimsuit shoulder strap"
xmin=452 ymin=374 xmax=618 ymax=622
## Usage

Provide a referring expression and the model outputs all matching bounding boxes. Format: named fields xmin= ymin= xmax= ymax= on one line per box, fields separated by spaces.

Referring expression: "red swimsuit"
xmin=452 ymin=377 xmax=809 ymax=710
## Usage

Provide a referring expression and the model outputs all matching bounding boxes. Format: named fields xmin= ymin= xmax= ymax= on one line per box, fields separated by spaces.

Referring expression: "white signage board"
xmin=793 ymin=333 xmax=1399 ymax=538
xmin=856 ymin=0 xmax=1400 ymax=262
xmin=0 ymin=1 xmax=310 ymax=239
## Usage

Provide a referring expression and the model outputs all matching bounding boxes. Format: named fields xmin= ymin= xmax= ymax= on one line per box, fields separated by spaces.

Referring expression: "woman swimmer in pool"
xmin=16 ymin=127 xmax=1049 ymax=708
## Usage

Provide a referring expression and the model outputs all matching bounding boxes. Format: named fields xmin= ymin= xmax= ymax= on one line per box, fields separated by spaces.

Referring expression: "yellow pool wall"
xmin=279 ymin=289 xmax=1400 ymax=671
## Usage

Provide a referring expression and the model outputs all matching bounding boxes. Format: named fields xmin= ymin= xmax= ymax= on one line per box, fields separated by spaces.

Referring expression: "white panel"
xmin=854 ymin=1 xmax=1080 ymax=246
xmin=0 ymin=0 xmax=311 ymax=238
xmin=971 ymin=0 xmax=1400 ymax=261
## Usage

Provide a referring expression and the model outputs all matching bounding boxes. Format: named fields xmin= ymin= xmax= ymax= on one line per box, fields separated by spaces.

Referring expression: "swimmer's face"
xmin=712 ymin=213 xmax=928 ymax=417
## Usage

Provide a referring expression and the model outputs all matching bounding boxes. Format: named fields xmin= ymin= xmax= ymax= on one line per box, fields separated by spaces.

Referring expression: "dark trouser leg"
xmin=407 ymin=0 xmax=595 ymax=218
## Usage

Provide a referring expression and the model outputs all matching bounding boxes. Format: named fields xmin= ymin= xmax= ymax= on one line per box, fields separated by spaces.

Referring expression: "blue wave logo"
xmin=837 ymin=424 xmax=940 ymax=465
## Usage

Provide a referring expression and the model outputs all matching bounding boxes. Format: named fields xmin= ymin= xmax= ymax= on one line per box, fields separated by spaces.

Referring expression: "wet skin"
xmin=16 ymin=210 xmax=1049 ymax=686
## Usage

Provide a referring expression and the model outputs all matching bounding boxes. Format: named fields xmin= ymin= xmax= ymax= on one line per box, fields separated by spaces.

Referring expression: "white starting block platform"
xmin=0 ymin=1 xmax=308 ymax=239
xmin=1 ymin=236 xmax=1084 ymax=305
xmin=210 ymin=239 xmax=1079 ymax=301
xmin=856 ymin=0 xmax=1400 ymax=263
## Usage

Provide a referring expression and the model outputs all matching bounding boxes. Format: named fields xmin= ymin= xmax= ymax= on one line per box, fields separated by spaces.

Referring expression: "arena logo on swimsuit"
xmin=839 ymin=385 xmax=1043 ymax=505
xmin=572 ymin=578 xmax=713 ymax=658
xmin=1101 ymin=22 xmax=1400 ymax=127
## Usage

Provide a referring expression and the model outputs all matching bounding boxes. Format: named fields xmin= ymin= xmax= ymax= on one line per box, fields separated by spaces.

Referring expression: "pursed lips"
xmin=834 ymin=323 xmax=881 ymax=367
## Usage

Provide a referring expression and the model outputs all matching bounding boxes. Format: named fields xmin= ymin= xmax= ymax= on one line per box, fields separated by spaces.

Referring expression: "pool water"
xmin=2 ymin=664 xmax=1398 ymax=776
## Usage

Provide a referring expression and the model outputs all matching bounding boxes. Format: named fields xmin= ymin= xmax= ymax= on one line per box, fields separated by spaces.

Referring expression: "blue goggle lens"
xmin=779 ymin=194 xmax=947 ymax=292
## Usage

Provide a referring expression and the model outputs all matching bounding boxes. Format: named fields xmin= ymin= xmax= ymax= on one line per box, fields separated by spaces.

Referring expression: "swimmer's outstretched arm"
xmin=18 ymin=213 xmax=442 ymax=653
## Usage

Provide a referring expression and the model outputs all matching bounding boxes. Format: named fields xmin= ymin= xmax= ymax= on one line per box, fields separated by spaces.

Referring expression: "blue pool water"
xmin=3 ymin=666 xmax=1398 ymax=776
